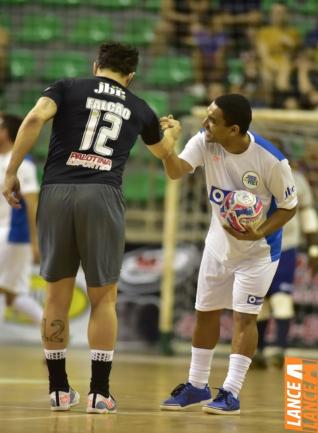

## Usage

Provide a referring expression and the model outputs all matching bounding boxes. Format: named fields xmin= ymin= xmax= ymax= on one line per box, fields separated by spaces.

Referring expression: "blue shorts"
xmin=267 ymin=248 xmax=297 ymax=296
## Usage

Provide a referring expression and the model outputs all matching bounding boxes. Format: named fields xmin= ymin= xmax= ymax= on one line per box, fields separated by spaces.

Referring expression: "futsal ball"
xmin=220 ymin=190 xmax=263 ymax=233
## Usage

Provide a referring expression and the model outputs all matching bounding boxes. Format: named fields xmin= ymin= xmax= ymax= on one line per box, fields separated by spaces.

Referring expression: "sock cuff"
xmin=91 ymin=350 xmax=114 ymax=362
xmin=191 ymin=346 xmax=215 ymax=356
xmin=44 ymin=349 xmax=67 ymax=360
xmin=230 ymin=353 xmax=252 ymax=365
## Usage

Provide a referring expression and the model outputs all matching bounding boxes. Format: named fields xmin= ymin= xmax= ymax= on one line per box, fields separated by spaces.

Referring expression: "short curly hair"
xmin=96 ymin=42 xmax=139 ymax=76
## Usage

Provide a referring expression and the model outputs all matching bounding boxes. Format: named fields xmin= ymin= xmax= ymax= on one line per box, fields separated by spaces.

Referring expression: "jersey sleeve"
xmin=268 ymin=159 xmax=298 ymax=209
xmin=18 ymin=158 xmax=40 ymax=195
xmin=139 ymin=101 xmax=163 ymax=145
xmin=178 ymin=131 xmax=205 ymax=171
xmin=42 ymin=79 xmax=66 ymax=108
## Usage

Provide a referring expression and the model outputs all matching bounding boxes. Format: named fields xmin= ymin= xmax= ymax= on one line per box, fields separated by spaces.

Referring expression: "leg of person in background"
xmin=253 ymin=298 xmax=271 ymax=369
xmin=6 ymin=291 xmax=43 ymax=325
xmin=42 ymin=277 xmax=79 ymax=411
xmin=86 ymin=283 xmax=118 ymax=414
xmin=270 ymin=292 xmax=294 ymax=368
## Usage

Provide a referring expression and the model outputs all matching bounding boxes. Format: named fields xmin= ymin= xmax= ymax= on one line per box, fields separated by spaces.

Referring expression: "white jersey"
xmin=179 ymin=130 xmax=298 ymax=264
xmin=282 ymin=170 xmax=317 ymax=250
xmin=0 ymin=151 xmax=39 ymax=243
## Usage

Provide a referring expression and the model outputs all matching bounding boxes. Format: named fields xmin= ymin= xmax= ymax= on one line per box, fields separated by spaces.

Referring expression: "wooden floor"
xmin=0 ymin=345 xmax=286 ymax=433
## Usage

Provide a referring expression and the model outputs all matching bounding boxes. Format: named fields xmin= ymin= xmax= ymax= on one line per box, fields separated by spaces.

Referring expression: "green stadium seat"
xmin=10 ymin=50 xmax=36 ymax=80
xmin=5 ymin=87 xmax=42 ymax=116
xmin=68 ymin=17 xmax=113 ymax=45
xmin=226 ymin=57 xmax=244 ymax=85
xmin=39 ymin=0 xmax=82 ymax=5
xmin=261 ymin=0 xmax=276 ymax=12
xmin=123 ymin=171 xmax=166 ymax=202
xmin=88 ymin=0 xmax=140 ymax=8
xmin=42 ymin=52 xmax=90 ymax=81
xmin=143 ymin=0 xmax=161 ymax=11
xmin=0 ymin=0 xmax=28 ymax=4
xmin=175 ymin=94 xmax=202 ymax=115
xmin=139 ymin=91 xmax=169 ymax=117
xmin=16 ymin=15 xmax=63 ymax=44
xmin=120 ymin=18 xmax=156 ymax=46
xmin=145 ymin=56 xmax=193 ymax=87
xmin=0 ymin=16 xmax=11 ymax=29
xmin=288 ymin=0 xmax=317 ymax=14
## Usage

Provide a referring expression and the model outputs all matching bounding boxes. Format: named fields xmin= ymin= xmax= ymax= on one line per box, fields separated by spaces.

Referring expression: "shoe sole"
xmin=202 ymin=406 xmax=240 ymax=415
xmin=50 ymin=393 xmax=80 ymax=412
xmin=160 ymin=399 xmax=212 ymax=411
xmin=86 ymin=408 xmax=117 ymax=414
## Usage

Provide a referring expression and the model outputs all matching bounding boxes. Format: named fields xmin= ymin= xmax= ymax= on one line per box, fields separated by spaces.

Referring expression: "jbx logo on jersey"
xmin=209 ymin=186 xmax=232 ymax=206
xmin=94 ymin=82 xmax=126 ymax=100
xmin=285 ymin=185 xmax=296 ymax=199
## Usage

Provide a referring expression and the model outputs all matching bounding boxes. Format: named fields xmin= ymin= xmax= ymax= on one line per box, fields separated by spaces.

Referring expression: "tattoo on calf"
xmin=42 ymin=318 xmax=65 ymax=342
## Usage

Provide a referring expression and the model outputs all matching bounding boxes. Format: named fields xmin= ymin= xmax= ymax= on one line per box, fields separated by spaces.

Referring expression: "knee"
xmin=88 ymin=284 xmax=117 ymax=309
xmin=195 ymin=310 xmax=220 ymax=327
xmin=233 ymin=311 xmax=257 ymax=329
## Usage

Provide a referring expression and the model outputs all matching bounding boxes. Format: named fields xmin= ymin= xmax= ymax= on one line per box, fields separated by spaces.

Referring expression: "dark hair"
xmin=214 ymin=94 xmax=252 ymax=134
xmin=96 ymin=42 xmax=139 ymax=75
xmin=0 ymin=113 xmax=22 ymax=142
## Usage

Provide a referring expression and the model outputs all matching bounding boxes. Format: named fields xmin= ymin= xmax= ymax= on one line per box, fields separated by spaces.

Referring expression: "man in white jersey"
xmin=160 ymin=94 xmax=297 ymax=414
xmin=255 ymin=165 xmax=318 ymax=369
xmin=0 ymin=113 xmax=42 ymax=325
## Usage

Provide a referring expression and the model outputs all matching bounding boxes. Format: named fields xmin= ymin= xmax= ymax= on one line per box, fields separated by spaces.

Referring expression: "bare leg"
xmin=87 ymin=283 xmax=118 ymax=401
xmin=87 ymin=283 xmax=117 ymax=349
xmin=42 ymin=277 xmax=75 ymax=350
xmin=231 ymin=311 xmax=258 ymax=357
xmin=192 ymin=310 xmax=222 ymax=349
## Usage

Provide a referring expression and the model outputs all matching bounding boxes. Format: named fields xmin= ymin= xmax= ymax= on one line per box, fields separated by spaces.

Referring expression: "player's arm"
xmin=225 ymin=160 xmax=298 ymax=241
xmin=24 ymin=192 xmax=40 ymax=264
xmin=146 ymin=126 xmax=192 ymax=180
xmin=3 ymin=96 xmax=57 ymax=208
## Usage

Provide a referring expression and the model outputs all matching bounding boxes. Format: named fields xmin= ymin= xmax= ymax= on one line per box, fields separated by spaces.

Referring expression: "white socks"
xmin=44 ymin=349 xmax=67 ymax=360
xmin=188 ymin=346 xmax=215 ymax=389
xmin=223 ymin=354 xmax=252 ymax=398
xmin=91 ymin=350 xmax=114 ymax=362
xmin=12 ymin=294 xmax=43 ymax=324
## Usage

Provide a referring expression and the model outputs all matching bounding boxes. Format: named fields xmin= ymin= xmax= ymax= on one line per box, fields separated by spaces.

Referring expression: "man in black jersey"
xmin=2 ymin=42 xmax=180 ymax=413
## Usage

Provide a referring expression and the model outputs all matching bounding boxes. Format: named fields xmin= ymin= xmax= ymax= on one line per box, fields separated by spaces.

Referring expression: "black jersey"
xmin=41 ymin=77 xmax=163 ymax=187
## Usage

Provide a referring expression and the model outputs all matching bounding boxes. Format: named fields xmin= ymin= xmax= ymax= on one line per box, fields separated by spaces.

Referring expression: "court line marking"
xmin=0 ymin=406 xmax=283 ymax=423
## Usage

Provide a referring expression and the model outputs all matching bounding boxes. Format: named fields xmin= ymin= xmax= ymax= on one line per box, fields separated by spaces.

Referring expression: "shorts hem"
xmin=40 ymin=272 xmax=78 ymax=282
xmin=195 ymin=304 xmax=228 ymax=312
xmin=86 ymin=276 xmax=119 ymax=287
xmin=233 ymin=306 xmax=260 ymax=315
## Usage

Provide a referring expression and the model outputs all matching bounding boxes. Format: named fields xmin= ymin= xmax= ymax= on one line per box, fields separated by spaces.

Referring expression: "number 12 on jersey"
xmin=80 ymin=108 xmax=123 ymax=157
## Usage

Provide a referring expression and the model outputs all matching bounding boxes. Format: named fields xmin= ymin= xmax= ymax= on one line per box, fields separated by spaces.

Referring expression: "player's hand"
xmin=161 ymin=115 xmax=182 ymax=141
xmin=223 ymin=223 xmax=265 ymax=241
xmin=2 ymin=173 xmax=22 ymax=209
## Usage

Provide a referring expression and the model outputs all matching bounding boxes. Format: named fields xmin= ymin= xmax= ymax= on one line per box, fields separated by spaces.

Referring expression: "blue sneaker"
xmin=203 ymin=388 xmax=240 ymax=415
xmin=160 ymin=382 xmax=211 ymax=411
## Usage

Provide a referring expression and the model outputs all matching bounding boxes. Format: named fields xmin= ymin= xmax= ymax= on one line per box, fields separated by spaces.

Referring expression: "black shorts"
xmin=37 ymin=183 xmax=125 ymax=286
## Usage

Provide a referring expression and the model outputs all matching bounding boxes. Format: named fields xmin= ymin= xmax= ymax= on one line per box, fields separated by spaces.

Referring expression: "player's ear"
xmin=93 ymin=61 xmax=98 ymax=76
xmin=230 ymin=124 xmax=240 ymax=136
xmin=126 ymin=72 xmax=135 ymax=86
